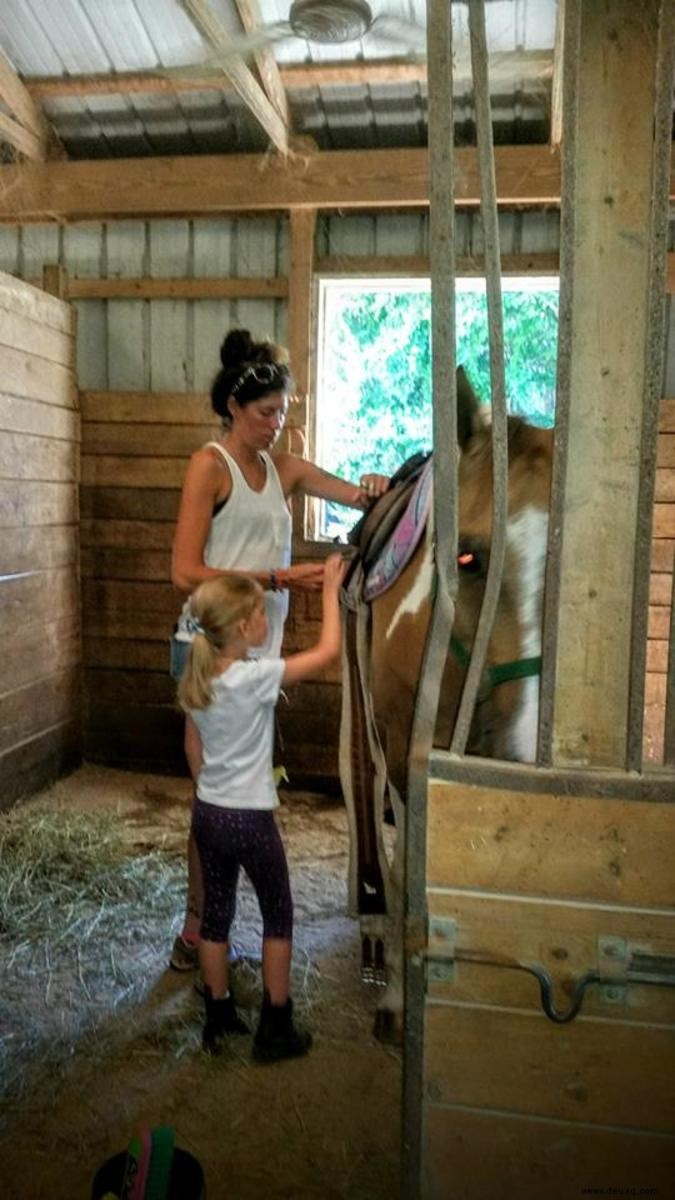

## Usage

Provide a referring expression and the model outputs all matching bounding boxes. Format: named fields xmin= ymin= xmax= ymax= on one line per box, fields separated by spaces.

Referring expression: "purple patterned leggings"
xmin=192 ymin=801 xmax=293 ymax=943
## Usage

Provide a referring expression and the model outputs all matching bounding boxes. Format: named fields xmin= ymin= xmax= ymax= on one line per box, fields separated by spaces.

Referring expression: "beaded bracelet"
xmin=269 ymin=569 xmax=279 ymax=592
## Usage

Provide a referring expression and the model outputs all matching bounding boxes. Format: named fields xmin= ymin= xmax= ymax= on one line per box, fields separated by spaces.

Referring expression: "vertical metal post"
xmin=402 ymin=1 xmax=456 ymax=1196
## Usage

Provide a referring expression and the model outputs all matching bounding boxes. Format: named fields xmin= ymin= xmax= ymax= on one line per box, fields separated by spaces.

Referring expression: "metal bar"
xmin=537 ymin=0 xmax=581 ymax=765
xmin=401 ymin=0 xmax=456 ymax=1195
xmin=428 ymin=749 xmax=675 ymax=802
xmin=449 ymin=0 xmax=508 ymax=756
xmin=627 ymin=0 xmax=675 ymax=769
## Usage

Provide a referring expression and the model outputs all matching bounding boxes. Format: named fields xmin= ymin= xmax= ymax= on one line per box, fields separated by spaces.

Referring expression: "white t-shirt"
xmin=190 ymin=658 xmax=285 ymax=809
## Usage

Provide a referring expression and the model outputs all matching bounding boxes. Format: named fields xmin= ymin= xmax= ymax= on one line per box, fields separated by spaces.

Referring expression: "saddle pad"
xmin=363 ymin=456 xmax=433 ymax=602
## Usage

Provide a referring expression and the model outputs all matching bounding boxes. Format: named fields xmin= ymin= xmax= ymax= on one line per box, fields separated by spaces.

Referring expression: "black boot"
xmin=252 ymin=990 xmax=313 ymax=1063
xmin=202 ymin=986 xmax=250 ymax=1053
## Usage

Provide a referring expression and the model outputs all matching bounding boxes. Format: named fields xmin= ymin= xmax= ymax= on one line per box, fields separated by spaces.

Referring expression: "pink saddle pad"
xmin=363 ymin=457 xmax=433 ymax=602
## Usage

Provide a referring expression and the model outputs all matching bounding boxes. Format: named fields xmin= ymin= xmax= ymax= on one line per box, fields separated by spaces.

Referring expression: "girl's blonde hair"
xmin=177 ymin=575 xmax=263 ymax=711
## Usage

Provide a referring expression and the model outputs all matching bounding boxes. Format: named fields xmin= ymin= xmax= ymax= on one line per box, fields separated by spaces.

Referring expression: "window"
xmin=314 ymin=275 xmax=559 ymax=540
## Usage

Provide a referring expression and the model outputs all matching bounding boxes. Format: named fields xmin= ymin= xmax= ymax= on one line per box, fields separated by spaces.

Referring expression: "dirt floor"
xmin=0 ymin=765 xmax=401 ymax=1200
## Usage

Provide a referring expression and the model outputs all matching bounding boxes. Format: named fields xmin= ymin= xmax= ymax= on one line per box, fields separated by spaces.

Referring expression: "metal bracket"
xmin=423 ymin=916 xmax=457 ymax=985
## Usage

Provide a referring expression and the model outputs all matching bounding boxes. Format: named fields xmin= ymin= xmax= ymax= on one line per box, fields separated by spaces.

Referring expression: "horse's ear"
xmin=456 ymin=366 xmax=483 ymax=448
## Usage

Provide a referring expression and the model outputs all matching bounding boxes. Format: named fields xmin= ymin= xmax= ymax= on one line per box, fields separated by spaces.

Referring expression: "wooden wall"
xmin=0 ymin=209 xmax=670 ymax=784
xmin=0 ymin=272 xmax=80 ymax=808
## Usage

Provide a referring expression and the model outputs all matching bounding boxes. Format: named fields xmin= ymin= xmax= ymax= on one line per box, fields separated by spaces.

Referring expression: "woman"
xmin=169 ymin=328 xmax=388 ymax=970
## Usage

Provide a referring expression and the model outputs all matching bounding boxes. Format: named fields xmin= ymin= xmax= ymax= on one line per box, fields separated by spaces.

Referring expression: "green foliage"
xmin=320 ymin=283 xmax=559 ymax=537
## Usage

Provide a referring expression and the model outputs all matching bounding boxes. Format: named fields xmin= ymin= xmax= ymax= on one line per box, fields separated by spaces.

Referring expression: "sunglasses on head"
xmin=230 ymin=362 xmax=286 ymax=399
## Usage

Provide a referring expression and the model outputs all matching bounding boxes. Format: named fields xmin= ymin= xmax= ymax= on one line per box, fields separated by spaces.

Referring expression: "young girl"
xmin=177 ymin=552 xmax=345 ymax=1062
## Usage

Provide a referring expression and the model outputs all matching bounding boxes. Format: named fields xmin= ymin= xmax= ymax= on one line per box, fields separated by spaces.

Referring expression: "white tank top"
xmin=176 ymin=443 xmax=292 ymax=657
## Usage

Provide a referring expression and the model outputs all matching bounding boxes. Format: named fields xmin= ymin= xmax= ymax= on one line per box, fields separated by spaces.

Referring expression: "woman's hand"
xmin=356 ymin=473 xmax=390 ymax=508
xmin=281 ymin=562 xmax=326 ymax=592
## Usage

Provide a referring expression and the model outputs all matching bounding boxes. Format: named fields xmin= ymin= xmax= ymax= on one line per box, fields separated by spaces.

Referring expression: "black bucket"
xmin=91 ymin=1146 xmax=205 ymax=1199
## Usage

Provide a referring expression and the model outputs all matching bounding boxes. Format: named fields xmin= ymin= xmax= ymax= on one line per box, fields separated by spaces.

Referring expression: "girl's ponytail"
xmin=176 ymin=574 xmax=263 ymax=711
xmin=178 ymin=633 xmax=218 ymax=711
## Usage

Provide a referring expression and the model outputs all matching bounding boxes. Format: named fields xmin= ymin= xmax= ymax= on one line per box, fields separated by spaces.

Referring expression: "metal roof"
xmin=0 ymin=0 xmax=559 ymax=158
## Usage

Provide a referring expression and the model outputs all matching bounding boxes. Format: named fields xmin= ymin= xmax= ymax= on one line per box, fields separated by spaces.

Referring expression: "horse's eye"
xmin=458 ymin=549 xmax=483 ymax=574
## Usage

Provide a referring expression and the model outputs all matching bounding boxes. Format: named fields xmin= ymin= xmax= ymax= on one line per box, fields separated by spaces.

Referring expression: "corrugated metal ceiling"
xmin=0 ymin=0 xmax=559 ymax=158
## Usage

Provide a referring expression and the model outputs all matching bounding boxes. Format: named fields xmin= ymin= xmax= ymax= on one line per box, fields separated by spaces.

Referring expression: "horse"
xmin=339 ymin=368 xmax=554 ymax=1041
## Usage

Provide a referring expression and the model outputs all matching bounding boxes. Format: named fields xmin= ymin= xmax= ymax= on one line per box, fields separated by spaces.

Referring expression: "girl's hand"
xmin=356 ymin=473 xmax=390 ymax=508
xmin=323 ymin=552 xmax=347 ymax=593
xmin=283 ymin=562 xmax=325 ymax=592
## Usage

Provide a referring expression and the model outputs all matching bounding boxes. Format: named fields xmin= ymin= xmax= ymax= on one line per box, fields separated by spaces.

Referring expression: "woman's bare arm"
xmin=273 ymin=453 xmax=389 ymax=509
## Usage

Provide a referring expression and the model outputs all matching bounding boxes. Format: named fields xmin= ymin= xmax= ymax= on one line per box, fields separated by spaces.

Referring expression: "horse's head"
xmin=440 ymin=368 xmax=553 ymax=761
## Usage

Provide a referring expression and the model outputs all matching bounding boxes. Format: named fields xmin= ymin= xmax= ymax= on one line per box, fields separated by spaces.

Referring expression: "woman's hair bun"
xmin=220 ymin=328 xmax=254 ymax=370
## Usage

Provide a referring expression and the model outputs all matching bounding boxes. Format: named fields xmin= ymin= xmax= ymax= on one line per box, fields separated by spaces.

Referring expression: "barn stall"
xmin=0 ymin=0 xmax=673 ymax=1197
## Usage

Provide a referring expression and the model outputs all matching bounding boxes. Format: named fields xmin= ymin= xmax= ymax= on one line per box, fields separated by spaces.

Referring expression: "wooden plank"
xmin=232 ymin=0 xmax=289 ymax=126
xmin=0 ymin=147 xmax=569 ymax=222
xmin=316 ymin=251 xmax=561 ymax=277
xmin=83 ymin=637 xmax=169 ymax=671
xmin=427 ymin=781 xmax=675 ymax=906
xmin=0 ymin=665 xmax=80 ymax=755
xmin=655 ymin=467 xmax=675 ymax=501
xmin=55 ymin=275 xmax=288 ymax=299
xmin=80 ymin=519 xmax=174 ymax=550
xmin=23 ymin=51 xmax=554 ymax=98
xmin=0 ymin=309 xmax=74 ymax=367
xmin=652 ymin=538 xmax=674 ymax=572
xmin=85 ymin=667 xmax=173 ymax=706
xmin=178 ymin=0 xmax=289 ymax=154
xmin=80 ymin=546 xmax=170 ymax=581
xmin=83 ymin=611 xmax=176 ymax=641
xmin=2 ymin=524 xmax=78 ymax=574
xmin=1 ymin=342 xmax=75 ymax=407
xmin=0 ymin=721 xmax=80 ymax=812
xmin=425 ymin=1005 xmax=675 ymax=1131
xmin=80 ymin=391 xmax=306 ymax=428
xmin=0 ymin=51 xmax=51 ymax=142
xmin=654 ymin=503 xmax=675 ymax=537
xmin=661 ymin=398 xmax=675 ymax=431
xmin=0 ymin=110 xmax=45 ymax=161
xmin=424 ymin=1107 xmax=675 ymax=1200
xmin=0 ymin=430 xmax=78 ymax=482
xmin=0 ymin=480 xmax=77 ymax=527
xmin=81 ymin=455 xmax=186 ymax=488
xmin=0 ymin=271 xmax=73 ymax=333
xmin=0 ymin=617 xmax=80 ymax=693
xmin=0 ymin=568 xmax=79 ymax=628
xmin=647 ymin=640 xmax=670 ymax=672
xmin=84 ymin=701 xmax=184 ymax=772
xmin=651 ymin=572 xmax=673 ymax=607
xmin=0 ymin=392 xmax=79 ymax=440
xmin=658 ymin=433 xmax=675 ymax=466
xmin=82 ymin=422 xmax=216 ymax=457
xmin=79 ymin=486 xmax=180 ymax=521
xmin=82 ymin=578 xmax=180 ymax=617
xmin=427 ymin=890 xmax=675 ymax=1022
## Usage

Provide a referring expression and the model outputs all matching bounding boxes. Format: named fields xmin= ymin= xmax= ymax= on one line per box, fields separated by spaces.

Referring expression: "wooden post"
xmin=41 ymin=263 xmax=68 ymax=299
xmin=547 ymin=0 xmax=673 ymax=768
xmin=287 ymin=207 xmax=316 ymax=538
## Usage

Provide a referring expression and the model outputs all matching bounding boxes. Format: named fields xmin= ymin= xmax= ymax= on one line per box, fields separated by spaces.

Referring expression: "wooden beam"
xmin=0 ymin=145 xmax=567 ymax=221
xmin=177 ymin=0 xmax=288 ymax=153
xmin=0 ymin=111 xmax=45 ymax=162
xmin=233 ymin=0 xmax=289 ymax=125
xmin=0 ymin=49 xmax=63 ymax=161
xmin=288 ymin=209 xmax=316 ymax=403
xmin=30 ymin=275 xmax=288 ymax=299
xmin=550 ymin=0 xmax=564 ymax=148
xmin=23 ymin=50 xmax=553 ymax=99
xmin=316 ymin=252 xmax=561 ymax=277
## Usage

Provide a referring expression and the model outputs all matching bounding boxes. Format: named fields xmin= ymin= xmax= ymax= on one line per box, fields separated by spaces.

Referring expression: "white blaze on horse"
xmin=339 ymin=368 xmax=553 ymax=1041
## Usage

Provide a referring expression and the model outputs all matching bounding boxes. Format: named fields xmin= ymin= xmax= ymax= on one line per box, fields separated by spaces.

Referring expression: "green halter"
xmin=449 ymin=636 xmax=542 ymax=690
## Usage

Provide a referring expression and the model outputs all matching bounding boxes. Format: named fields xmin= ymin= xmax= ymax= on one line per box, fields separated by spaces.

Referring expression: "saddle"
xmin=344 ymin=451 xmax=432 ymax=602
